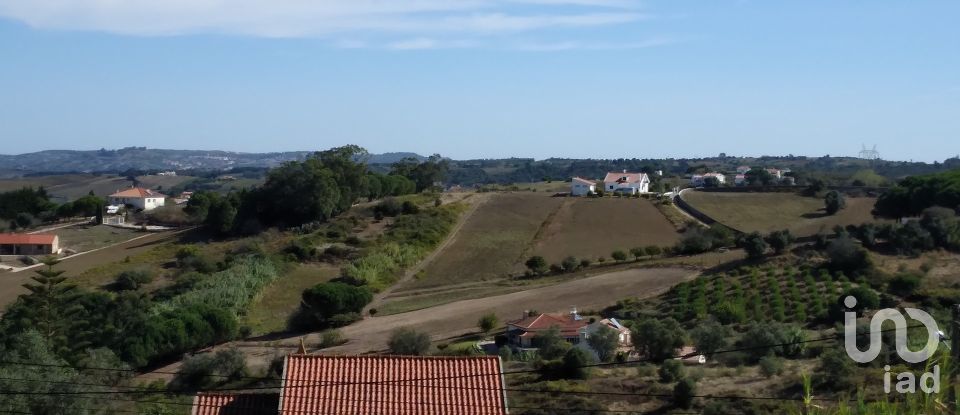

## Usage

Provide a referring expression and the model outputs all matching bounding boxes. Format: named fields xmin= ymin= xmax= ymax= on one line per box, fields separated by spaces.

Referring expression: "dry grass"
xmin=532 ymin=198 xmax=680 ymax=263
xmin=0 ymin=174 xmax=193 ymax=201
xmin=682 ymin=191 xmax=887 ymax=236
xmin=55 ymin=224 xmax=141 ymax=252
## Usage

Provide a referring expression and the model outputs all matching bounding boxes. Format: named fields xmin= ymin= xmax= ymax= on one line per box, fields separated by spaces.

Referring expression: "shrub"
xmin=300 ymin=282 xmax=373 ymax=325
xmin=888 ymin=272 xmax=923 ymax=297
xmin=560 ymin=348 xmax=593 ymax=380
xmin=759 ymin=356 xmax=784 ymax=377
xmin=374 ymin=198 xmax=402 ymax=217
xmin=630 ymin=247 xmax=645 ymax=261
xmin=611 ymin=250 xmax=628 ymax=262
xmin=561 ymin=256 xmax=579 ymax=272
xmin=579 ymin=259 xmax=591 ymax=269
xmin=388 ymin=327 xmax=431 ymax=355
xmin=644 ymin=245 xmax=662 ymax=257
xmin=114 ymin=269 xmax=153 ymax=291
xmin=825 ymin=237 xmax=872 ymax=274
xmin=825 ymin=190 xmax=846 ymax=215
xmin=534 ymin=327 xmax=572 ymax=360
xmin=477 ymin=313 xmax=499 ymax=334
xmin=169 ymin=348 xmax=247 ymax=392
xmin=742 ymin=232 xmax=768 ymax=259
xmin=673 ymin=378 xmax=697 ymax=409
xmin=525 ymin=256 xmax=548 ymax=275
xmin=658 ymin=359 xmax=685 ymax=383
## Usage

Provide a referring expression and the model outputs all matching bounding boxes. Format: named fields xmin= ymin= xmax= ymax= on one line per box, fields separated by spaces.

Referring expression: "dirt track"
xmin=290 ymin=266 xmax=694 ymax=354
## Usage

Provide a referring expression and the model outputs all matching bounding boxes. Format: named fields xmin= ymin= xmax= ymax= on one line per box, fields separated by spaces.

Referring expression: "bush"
xmin=285 ymin=239 xmax=317 ymax=261
xmin=673 ymin=378 xmax=697 ymax=409
xmin=644 ymin=245 xmax=662 ymax=256
xmin=658 ymin=359 xmax=684 ymax=382
xmin=742 ymin=232 xmax=768 ymax=259
xmin=300 ymin=282 xmax=373 ymax=327
xmin=525 ymin=256 xmax=548 ymax=275
xmin=825 ymin=191 xmax=846 ymax=215
xmin=114 ymin=269 xmax=154 ymax=291
xmin=611 ymin=250 xmax=627 ymax=262
xmin=759 ymin=356 xmax=784 ymax=377
xmin=169 ymin=348 xmax=247 ymax=392
xmin=825 ymin=237 xmax=872 ymax=274
xmin=388 ymin=327 xmax=431 ymax=355
xmin=560 ymin=256 xmax=579 ymax=272
xmin=477 ymin=313 xmax=499 ymax=334
xmin=374 ymin=198 xmax=403 ymax=217
xmin=579 ymin=259 xmax=591 ymax=268
xmin=560 ymin=348 xmax=593 ymax=380
xmin=888 ymin=272 xmax=923 ymax=297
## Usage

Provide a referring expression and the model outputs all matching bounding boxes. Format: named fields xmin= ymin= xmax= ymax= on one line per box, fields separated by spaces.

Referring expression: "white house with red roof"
xmin=109 ymin=187 xmax=167 ymax=211
xmin=570 ymin=177 xmax=596 ymax=196
xmin=691 ymin=172 xmax=727 ymax=187
xmin=602 ymin=170 xmax=650 ymax=194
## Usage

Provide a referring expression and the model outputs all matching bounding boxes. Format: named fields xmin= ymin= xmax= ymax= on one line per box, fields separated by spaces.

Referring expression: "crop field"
xmin=397 ymin=193 xmax=565 ymax=290
xmin=681 ymin=191 xmax=886 ymax=236
xmin=55 ymin=224 xmax=141 ymax=252
xmin=532 ymin=197 xmax=680 ymax=263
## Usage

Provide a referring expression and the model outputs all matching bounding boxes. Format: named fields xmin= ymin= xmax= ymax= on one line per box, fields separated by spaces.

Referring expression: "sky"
xmin=0 ymin=1 xmax=958 ymax=162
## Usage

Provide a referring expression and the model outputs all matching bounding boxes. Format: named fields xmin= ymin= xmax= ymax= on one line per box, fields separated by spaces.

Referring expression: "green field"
xmin=244 ymin=262 xmax=340 ymax=335
xmin=681 ymin=191 xmax=887 ymax=236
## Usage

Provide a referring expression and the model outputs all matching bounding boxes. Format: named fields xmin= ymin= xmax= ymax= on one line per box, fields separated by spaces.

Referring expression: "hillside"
xmin=0 ymin=148 xmax=423 ymax=174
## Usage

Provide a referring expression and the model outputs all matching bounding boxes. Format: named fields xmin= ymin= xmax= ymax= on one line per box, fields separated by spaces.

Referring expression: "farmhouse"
xmin=507 ymin=309 xmax=588 ymax=347
xmin=603 ymin=170 xmax=650 ymax=194
xmin=0 ymin=233 xmax=59 ymax=256
xmin=570 ymin=177 xmax=596 ymax=196
xmin=193 ymin=355 xmax=508 ymax=415
xmin=690 ymin=172 xmax=726 ymax=187
xmin=109 ymin=188 xmax=167 ymax=211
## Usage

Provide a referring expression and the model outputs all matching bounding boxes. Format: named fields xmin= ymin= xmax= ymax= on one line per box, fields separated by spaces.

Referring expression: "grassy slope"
xmin=682 ymin=191 xmax=886 ymax=236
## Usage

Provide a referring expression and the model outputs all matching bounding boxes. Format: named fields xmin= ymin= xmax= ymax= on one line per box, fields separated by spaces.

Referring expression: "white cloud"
xmin=512 ymin=36 xmax=677 ymax=50
xmin=0 ymin=0 xmax=647 ymax=37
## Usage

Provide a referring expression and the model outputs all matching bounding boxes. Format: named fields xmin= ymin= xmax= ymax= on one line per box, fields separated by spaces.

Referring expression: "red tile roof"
xmin=602 ymin=172 xmax=649 ymax=184
xmin=109 ymin=187 xmax=167 ymax=198
xmin=0 ymin=233 xmax=57 ymax=245
xmin=508 ymin=313 xmax=587 ymax=337
xmin=280 ymin=355 xmax=507 ymax=415
xmin=571 ymin=177 xmax=595 ymax=186
xmin=192 ymin=393 xmax=279 ymax=415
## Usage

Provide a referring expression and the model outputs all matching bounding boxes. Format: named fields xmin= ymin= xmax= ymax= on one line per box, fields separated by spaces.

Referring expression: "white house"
xmin=603 ymin=171 xmax=650 ymax=194
xmin=736 ymin=166 xmax=752 ymax=174
xmin=734 ymin=174 xmax=747 ymax=186
xmin=577 ymin=318 xmax=633 ymax=361
xmin=691 ymin=172 xmax=726 ymax=187
xmin=570 ymin=177 xmax=596 ymax=196
xmin=766 ymin=168 xmax=783 ymax=179
xmin=109 ymin=188 xmax=167 ymax=211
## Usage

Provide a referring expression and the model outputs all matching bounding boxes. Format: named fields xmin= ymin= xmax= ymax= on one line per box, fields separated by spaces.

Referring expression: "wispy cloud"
xmin=0 ymin=0 xmax=658 ymax=44
xmin=511 ymin=36 xmax=678 ymax=50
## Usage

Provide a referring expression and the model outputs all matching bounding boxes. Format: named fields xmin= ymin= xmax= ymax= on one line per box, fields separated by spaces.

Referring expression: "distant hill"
xmin=0 ymin=148 xmax=424 ymax=174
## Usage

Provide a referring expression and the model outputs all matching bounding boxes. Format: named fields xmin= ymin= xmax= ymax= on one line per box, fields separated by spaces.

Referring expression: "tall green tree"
xmin=825 ymin=190 xmax=846 ymax=215
xmin=19 ymin=258 xmax=78 ymax=355
xmin=632 ymin=317 xmax=685 ymax=362
xmin=586 ymin=325 xmax=620 ymax=362
xmin=318 ymin=145 xmax=370 ymax=213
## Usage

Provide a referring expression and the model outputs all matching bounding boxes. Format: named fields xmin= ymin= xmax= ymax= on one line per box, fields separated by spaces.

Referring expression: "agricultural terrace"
xmin=681 ymin=191 xmax=885 ymax=236
xmin=532 ymin=197 xmax=680 ymax=263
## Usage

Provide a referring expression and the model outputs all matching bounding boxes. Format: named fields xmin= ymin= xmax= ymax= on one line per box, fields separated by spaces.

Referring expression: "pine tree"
xmin=20 ymin=258 xmax=79 ymax=356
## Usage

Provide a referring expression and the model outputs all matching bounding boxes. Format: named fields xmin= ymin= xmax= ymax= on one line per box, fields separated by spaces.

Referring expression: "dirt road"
xmin=139 ymin=265 xmax=696 ymax=382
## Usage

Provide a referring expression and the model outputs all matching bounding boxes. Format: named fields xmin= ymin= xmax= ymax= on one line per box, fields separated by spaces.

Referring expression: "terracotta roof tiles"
xmin=0 ymin=233 xmax=58 ymax=245
xmin=192 ymin=393 xmax=279 ymax=415
xmin=279 ymin=355 xmax=507 ymax=415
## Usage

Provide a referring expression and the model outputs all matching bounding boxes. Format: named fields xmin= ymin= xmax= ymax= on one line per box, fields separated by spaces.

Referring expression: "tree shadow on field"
xmin=802 ymin=209 xmax=829 ymax=219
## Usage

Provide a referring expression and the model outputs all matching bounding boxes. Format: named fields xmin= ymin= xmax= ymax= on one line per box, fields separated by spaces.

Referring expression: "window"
xmin=609 ymin=185 xmax=614 ymax=190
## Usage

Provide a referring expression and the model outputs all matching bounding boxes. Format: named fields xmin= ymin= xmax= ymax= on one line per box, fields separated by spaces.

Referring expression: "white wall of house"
xmin=603 ymin=179 xmax=649 ymax=194
xmin=110 ymin=197 xmax=166 ymax=211
xmin=570 ymin=181 xmax=595 ymax=196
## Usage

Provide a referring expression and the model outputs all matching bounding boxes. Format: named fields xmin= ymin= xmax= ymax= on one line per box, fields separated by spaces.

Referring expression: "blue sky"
xmin=0 ymin=1 xmax=957 ymax=162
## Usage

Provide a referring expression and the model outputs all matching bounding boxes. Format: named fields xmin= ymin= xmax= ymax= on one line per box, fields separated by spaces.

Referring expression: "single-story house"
xmin=0 ymin=233 xmax=59 ymax=256
xmin=603 ymin=171 xmax=650 ymax=194
xmin=109 ymin=188 xmax=167 ymax=211
xmin=193 ymin=355 xmax=508 ymax=415
xmin=570 ymin=177 xmax=596 ymax=196
xmin=507 ymin=309 xmax=588 ymax=347
xmin=691 ymin=172 xmax=726 ymax=187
